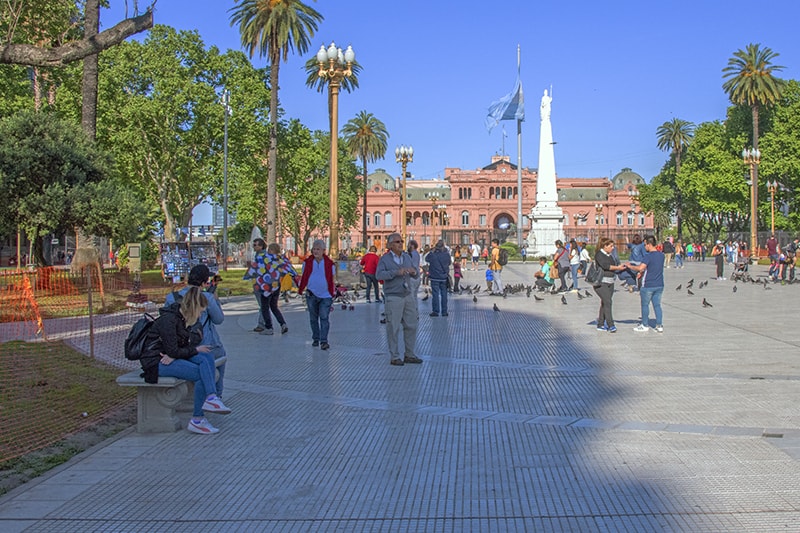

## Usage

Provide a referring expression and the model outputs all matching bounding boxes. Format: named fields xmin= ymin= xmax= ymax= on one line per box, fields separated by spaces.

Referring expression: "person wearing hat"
xmin=165 ymin=264 xmax=228 ymax=398
xmin=425 ymin=240 xmax=451 ymax=317
xmin=711 ymin=240 xmax=726 ymax=280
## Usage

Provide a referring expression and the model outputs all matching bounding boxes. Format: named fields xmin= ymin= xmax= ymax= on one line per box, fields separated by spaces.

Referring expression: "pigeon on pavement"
xmin=493 ymin=303 xmax=500 ymax=312
xmin=702 ymin=298 xmax=713 ymax=308
xmin=561 ymin=295 xmax=568 ymax=305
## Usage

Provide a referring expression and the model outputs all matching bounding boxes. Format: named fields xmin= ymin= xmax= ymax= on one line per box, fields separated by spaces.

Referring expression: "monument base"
xmin=527 ymin=208 xmax=565 ymax=257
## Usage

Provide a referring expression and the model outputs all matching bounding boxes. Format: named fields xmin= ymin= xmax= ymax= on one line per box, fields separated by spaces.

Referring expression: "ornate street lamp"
xmin=742 ymin=147 xmax=761 ymax=260
xmin=395 ymin=145 xmax=413 ymax=244
xmin=595 ymin=203 xmax=604 ymax=239
xmin=767 ymin=179 xmax=778 ymax=235
xmin=317 ymin=42 xmax=355 ymax=258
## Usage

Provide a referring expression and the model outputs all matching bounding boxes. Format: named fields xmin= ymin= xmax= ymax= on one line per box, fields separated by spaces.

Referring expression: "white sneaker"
xmin=633 ymin=324 xmax=649 ymax=332
xmin=202 ymin=396 xmax=232 ymax=414
xmin=188 ymin=418 xmax=219 ymax=434
xmin=655 ymin=325 xmax=664 ymax=333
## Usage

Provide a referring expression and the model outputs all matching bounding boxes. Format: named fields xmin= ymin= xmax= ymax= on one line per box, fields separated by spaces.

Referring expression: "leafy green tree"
xmin=276 ymin=120 xmax=359 ymax=253
xmin=341 ymin=111 xmax=389 ymax=249
xmin=65 ymin=25 xmax=271 ymax=241
xmin=0 ymin=111 xmax=109 ymax=264
xmin=723 ymin=43 xmax=787 ymax=231
xmin=229 ymin=0 xmax=323 ymax=244
xmin=677 ymin=121 xmax=746 ymax=239
xmin=656 ymin=118 xmax=694 ymax=240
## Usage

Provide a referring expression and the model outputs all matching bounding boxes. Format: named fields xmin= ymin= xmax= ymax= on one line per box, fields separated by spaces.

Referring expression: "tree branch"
xmin=0 ymin=10 xmax=153 ymax=67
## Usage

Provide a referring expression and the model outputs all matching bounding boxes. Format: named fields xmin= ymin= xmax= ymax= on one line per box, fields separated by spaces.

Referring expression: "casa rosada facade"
xmin=344 ymin=155 xmax=654 ymax=253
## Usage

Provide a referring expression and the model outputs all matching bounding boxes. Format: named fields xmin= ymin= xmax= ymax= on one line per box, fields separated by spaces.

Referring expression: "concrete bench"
xmin=116 ymin=356 xmax=227 ymax=433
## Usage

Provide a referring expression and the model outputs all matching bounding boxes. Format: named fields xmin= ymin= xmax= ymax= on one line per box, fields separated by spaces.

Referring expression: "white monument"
xmin=526 ymin=89 xmax=564 ymax=257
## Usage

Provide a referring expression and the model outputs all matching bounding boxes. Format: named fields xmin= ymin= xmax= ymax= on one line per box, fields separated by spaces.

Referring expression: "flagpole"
xmin=516 ymin=44 xmax=523 ymax=250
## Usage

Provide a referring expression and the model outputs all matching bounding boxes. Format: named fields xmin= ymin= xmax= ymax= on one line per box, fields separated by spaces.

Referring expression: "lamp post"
xmin=221 ymin=89 xmax=231 ymax=271
xmin=396 ymin=145 xmax=413 ymax=244
xmin=427 ymin=191 xmax=440 ymax=246
xmin=742 ymin=147 xmax=761 ymax=261
xmin=317 ymin=42 xmax=355 ymax=258
xmin=767 ymin=179 xmax=778 ymax=235
xmin=595 ymin=203 xmax=604 ymax=239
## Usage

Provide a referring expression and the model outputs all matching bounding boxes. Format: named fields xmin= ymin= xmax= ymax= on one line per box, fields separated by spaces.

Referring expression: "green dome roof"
xmin=611 ymin=168 xmax=645 ymax=191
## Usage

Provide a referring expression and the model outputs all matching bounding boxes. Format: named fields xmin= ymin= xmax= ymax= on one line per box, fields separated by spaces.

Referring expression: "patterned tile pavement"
xmin=2 ymin=260 xmax=800 ymax=531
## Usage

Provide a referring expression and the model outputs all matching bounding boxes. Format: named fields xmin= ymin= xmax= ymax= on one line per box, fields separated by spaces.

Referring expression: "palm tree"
xmin=656 ymin=118 xmax=694 ymax=240
xmin=723 ymin=43 xmax=786 ymax=231
xmin=342 ymin=111 xmax=389 ymax=249
xmin=229 ymin=0 xmax=323 ymax=243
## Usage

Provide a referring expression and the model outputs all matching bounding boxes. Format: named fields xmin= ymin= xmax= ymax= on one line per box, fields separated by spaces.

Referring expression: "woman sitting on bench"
xmin=141 ymin=286 xmax=232 ymax=434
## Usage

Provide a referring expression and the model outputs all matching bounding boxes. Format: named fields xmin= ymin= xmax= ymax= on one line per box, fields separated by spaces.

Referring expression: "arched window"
xmin=507 ymin=186 xmax=513 ymax=199
xmin=467 ymin=188 xmax=472 ymax=199
xmin=501 ymin=188 xmax=506 ymax=199
xmin=616 ymin=212 xmax=623 ymax=226
xmin=384 ymin=212 xmax=392 ymax=227
xmin=638 ymin=213 xmax=645 ymax=226
xmin=374 ymin=213 xmax=382 ymax=227
xmin=513 ymin=186 xmax=518 ymax=199
xmin=422 ymin=212 xmax=430 ymax=225
xmin=366 ymin=212 xmax=371 ymax=227
xmin=627 ymin=211 xmax=634 ymax=225
xmin=461 ymin=210 xmax=469 ymax=225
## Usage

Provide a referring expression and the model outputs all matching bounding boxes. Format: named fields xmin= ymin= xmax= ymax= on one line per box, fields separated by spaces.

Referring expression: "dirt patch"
xmin=0 ymin=402 xmax=135 ymax=496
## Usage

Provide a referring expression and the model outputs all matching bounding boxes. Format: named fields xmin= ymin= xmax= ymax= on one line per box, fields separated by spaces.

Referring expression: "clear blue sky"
xmin=104 ymin=0 xmax=800 ymax=184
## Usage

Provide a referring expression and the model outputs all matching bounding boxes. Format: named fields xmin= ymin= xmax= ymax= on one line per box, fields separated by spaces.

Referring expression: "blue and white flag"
xmin=485 ymin=76 xmax=524 ymax=132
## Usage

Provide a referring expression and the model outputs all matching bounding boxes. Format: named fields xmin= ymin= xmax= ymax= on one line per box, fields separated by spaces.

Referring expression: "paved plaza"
xmin=2 ymin=260 xmax=800 ymax=531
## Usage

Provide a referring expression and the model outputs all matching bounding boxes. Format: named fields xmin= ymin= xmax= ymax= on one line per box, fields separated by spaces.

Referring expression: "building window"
xmin=461 ymin=211 xmax=469 ymax=225
xmin=422 ymin=212 xmax=430 ymax=226
xmin=627 ymin=211 xmax=634 ymax=226
xmin=384 ymin=212 xmax=392 ymax=227
xmin=479 ymin=214 xmax=487 ymax=226
xmin=467 ymin=188 xmax=472 ymax=199
xmin=638 ymin=213 xmax=645 ymax=226
xmin=616 ymin=212 xmax=623 ymax=226
xmin=374 ymin=213 xmax=382 ymax=227
xmin=366 ymin=213 xmax=370 ymax=227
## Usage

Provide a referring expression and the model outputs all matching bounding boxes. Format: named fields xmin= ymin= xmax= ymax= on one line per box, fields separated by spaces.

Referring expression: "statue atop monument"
xmin=540 ymin=89 xmax=552 ymax=121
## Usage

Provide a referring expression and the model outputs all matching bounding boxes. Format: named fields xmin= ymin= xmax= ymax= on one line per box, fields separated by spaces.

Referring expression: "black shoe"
xmin=320 ymin=342 xmax=330 ymax=350
xmin=379 ymin=318 xmax=386 ymax=324
xmin=403 ymin=355 xmax=422 ymax=364
xmin=429 ymin=312 xmax=439 ymax=317
xmin=280 ymin=324 xmax=289 ymax=334
xmin=442 ymin=312 xmax=449 ymax=317
xmin=390 ymin=358 xmax=404 ymax=366
xmin=312 ymin=340 xmax=319 ymax=347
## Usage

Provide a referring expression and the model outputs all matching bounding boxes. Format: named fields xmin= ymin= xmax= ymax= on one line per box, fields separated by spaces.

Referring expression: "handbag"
xmin=585 ymin=262 xmax=603 ymax=285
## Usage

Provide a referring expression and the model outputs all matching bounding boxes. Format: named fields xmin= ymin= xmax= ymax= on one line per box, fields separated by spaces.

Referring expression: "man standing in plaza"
xmin=489 ymin=238 xmax=504 ymax=295
xmin=629 ymin=236 xmax=665 ymax=333
xmin=470 ymin=241 xmax=481 ymax=271
xmin=425 ymin=239 xmax=451 ymax=317
xmin=376 ymin=233 xmax=421 ymax=366
xmin=297 ymin=240 xmax=336 ymax=350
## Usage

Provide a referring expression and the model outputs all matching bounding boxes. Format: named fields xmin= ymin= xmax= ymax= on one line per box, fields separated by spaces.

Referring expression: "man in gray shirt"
xmin=376 ymin=232 xmax=422 ymax=366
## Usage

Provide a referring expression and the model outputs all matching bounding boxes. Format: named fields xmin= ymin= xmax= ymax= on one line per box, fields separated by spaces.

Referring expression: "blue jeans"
xmin=306 ymin=292 xmax=332 ymax=343
xmin=430 ymin=279 xmax=448 ymax=314
xmin=159 ymin=352 xmax=216 ymax=417
xmin=570 ymin=264 xmax=580 ymax=290
xmin=675 ymin=254 xmax=684 ymax=268
xmin=364 ymin=273 xmax=380 ymax=301
xmin=639 ymin=286 xmax=663 ymax=327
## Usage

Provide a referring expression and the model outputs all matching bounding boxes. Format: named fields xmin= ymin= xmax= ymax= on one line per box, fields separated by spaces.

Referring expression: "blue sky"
xmin=104 ymin=0 xmax=800 ymax=185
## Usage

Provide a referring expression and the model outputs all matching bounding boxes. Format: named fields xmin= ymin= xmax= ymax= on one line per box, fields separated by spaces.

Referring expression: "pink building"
xmin=345 ymin=155 xmax=654 ymax=253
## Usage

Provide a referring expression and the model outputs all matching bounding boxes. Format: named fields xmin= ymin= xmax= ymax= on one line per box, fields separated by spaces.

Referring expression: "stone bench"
xmin=116 ymin=356 xmax=227 ymax=433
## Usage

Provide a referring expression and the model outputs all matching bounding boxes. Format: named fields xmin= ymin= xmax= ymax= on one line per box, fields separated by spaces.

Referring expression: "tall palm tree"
xmin=229 ymin=0 xmax=323 ymax=243
xmin=342 ymin=111 xmax=389 ymax=249
xmin=723 ymin=43 xmax=786 ymax=231
xmin=656 ymin=118 xmax=694 ymax=240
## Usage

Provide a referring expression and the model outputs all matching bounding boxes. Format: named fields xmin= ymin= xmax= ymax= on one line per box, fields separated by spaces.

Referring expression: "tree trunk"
xmin=81 ymin=0 xmax=100 ymax=140
xmin=266 ymin=58 xmax=279 ymax=244
xmin=752 ymin=104 xmax=760 ymax=234
xmin=362 ymin=155 xmax=368 ymax=249
xmin=675 ymin=149 xmax=683 ymax=241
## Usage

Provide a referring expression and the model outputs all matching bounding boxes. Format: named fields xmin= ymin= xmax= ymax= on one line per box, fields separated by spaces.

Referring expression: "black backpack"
xmin=497 ymin=248 xmax=509 ymax=266
xmin=124 ymin=313 xmax=156 ymax=360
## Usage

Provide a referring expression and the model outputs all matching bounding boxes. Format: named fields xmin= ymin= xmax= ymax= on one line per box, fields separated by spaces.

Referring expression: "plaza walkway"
xmin=1 ymin=260 xmax=799 ymax=532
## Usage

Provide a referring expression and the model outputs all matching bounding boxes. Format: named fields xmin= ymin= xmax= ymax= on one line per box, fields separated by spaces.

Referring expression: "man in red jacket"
xmin=298 ymin=239 xmax=336 ymax=350
xmin=359 ymin=245 xmax=382 ymax=303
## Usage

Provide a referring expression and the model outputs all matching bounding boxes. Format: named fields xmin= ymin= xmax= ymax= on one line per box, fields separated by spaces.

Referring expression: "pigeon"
xmin=493 ymin=303 xmax=500 ymax=312
xmin=561 ymin=295 xmax=568 ymax=305
xmin=577 ymin=292 xmax=584 ymax=300
xmin=584 ymin=290 xmax=593 ymax=298
xmin=473 ymin=295 xmax=477 ymax=303
xmin=534 ymin=294 xmax=544 ymax=301
xmin=675 ymin=284 xmax=682 ymax=291
xmin=702 ymin=298 xmax=713 ymax=308
xmin=687 ymin=289 xmax=694 ymax=296
xmin=732 ymin=285 xmax=737 ymax=293
xmin=526 ymin=286 xmax=532 ymax=298
xmin=687 ymin=278 xmax=694 ymax=286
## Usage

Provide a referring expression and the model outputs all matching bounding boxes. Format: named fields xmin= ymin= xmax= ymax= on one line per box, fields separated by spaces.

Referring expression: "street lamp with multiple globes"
xmin=395 ymin=145 xmax=413 ymax=244
xmin=594 ymin=203 xmax=605 ymax=239
xmin=317 ymin=42 xmax=355 ymax=258
xmin=767 ymin=179 xmax=779 ymax=235
xmin=742 ymin=147 xmax=761 ymax=260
